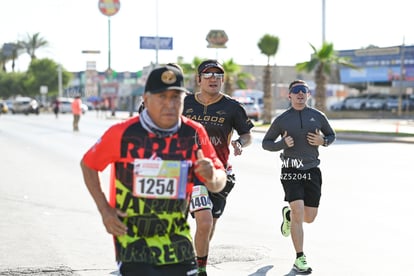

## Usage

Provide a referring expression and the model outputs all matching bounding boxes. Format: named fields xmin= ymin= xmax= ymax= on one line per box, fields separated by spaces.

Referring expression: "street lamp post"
xmin=58 ymin=64 xmax=62 ymax=98
xmin=98 ymin=0 xmax=120 ymax=116
xmin=322 ymin=0 xmax=326 ymax=44
xmin=155 ymin=0 xmax=159 ymax=66
xmin=98 ymin=0 xmax=120 ymax=77
xmin=108 ymin=17 xmax=112 ymax=72
xmin=398 ymin=39 xmax=405 ymax=117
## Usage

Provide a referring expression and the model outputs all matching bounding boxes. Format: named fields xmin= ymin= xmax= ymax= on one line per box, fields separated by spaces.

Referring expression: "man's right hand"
xmin=283 ymin=131 xmax=294 ymax=147
xmin=101 ymin=205 xmax=128 ymax=236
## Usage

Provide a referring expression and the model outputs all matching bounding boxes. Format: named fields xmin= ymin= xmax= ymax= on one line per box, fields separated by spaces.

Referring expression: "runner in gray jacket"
xmin=262 ymin=79 xmax=335 ymax=274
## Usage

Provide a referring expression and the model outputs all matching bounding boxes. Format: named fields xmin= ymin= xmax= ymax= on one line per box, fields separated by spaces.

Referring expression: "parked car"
xmin=58 ymin=97 xmax=88 ymax=114
xmin=343 ymin=94 xmax=381 ymax=110
xmin=235 ymin=96 xmax=261 ymax=121
xmin=5 ymin=100 xmax=13 ymax=112
xmin=384 ymin=94 xmax=414 ymax=111
xmin=330 ymin=96 xmax=362 ymax=111
xmin=233 ymin=89 xmax=264 ymax=111
xmin=0 ymin=100 xmax=8 ymax=114
xmin=10 ymin=97 xmax=40 ymax=115
xmin=364 ymin=94 xmax=389 ymax=110
xmin=330 ymin=100 xmax=346 ymax=111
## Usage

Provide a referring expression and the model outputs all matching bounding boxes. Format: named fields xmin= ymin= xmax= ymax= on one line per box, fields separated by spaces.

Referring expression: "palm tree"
xmin=191 ymin=57 xmax=203 ymax=93
xmin=10 ymin=43 xmax=24 ymax=72
xmin=257 ymin=34 xmax=279 ymax=124
xmin=0 ymin=47 xmax=11 ymax=72
xmin=222 ymin=58 xmax=243 ymax=96
xmin=19 ymin=32 xmax=49 ymax=61
xmin=296 ymin=42 xmax=358 ymax=112
xmin=234 ymin=70 xmax=253 ymax=90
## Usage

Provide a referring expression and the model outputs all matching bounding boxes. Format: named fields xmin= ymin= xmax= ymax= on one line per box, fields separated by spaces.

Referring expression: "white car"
xmin=57 ymin=97 xmax=88 ymax=114
xmin=235 ymin=96 xmax=262 ymax=121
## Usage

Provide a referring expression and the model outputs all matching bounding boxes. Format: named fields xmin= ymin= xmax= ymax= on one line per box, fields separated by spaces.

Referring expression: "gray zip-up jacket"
xmin=262 ymin=107 xmax=336 ymax=170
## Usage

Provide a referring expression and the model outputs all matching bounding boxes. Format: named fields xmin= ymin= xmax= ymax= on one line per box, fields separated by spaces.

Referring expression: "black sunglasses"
xmin=289 ymin=85 xmax=309 ymax=94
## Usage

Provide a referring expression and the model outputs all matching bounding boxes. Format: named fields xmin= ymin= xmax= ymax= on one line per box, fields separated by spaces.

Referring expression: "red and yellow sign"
xmin=98 ymin=0 xmax=120 ymax=17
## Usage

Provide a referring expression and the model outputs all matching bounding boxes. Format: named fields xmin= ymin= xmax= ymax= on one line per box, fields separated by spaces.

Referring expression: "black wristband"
xmin=236 ymin=138 xmax=243 ymax=147
xmin=323 ymin=137 xmax=328 ymax=147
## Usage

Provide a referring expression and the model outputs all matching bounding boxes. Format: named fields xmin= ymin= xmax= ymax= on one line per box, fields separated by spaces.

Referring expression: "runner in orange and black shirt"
xmin=80 ymin=65 xmax=226 ymax=276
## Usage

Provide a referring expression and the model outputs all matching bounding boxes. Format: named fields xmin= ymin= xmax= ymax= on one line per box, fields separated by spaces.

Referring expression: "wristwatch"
xmin=323 ymin=137 xmax=329 ymax=147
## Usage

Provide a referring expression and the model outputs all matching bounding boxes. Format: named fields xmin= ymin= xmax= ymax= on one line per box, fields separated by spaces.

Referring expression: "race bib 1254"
xmin=133 ymin=159 xmax=190 ymax=199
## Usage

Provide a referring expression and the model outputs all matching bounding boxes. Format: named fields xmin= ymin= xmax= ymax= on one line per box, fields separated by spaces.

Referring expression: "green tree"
xmin=0 ymin=72 xmax=27 ymax=98
xmin=234 ymin=70 xmax=252 ymax=90
xmin=9 ymin=43 xmax=25 ymax=72
xmin=0 ymin=47 xmax=11 ymax=72
xmin=222 ymin=58 xmax=242 ymax=96
xmin=175 ymin=56 xmax=202 ymax=93
xmin=258 ymin=34 xmax=279 ymax=124
xmin=24 ymin=58 xmax=71 ymax=97
xmin=296 ymin=42 xmax=358 ymax=112
xmin=190 ymin=57 xmax=203 ymax=93
xmin=19 ymin=32 xmax=49 ymax=61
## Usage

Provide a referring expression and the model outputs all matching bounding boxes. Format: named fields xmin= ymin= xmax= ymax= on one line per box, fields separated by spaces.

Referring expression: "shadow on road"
xmin=248 ymin=265 xmax=274 ymax=275
xmin=283 ymin=268 xmax=312 ymax=276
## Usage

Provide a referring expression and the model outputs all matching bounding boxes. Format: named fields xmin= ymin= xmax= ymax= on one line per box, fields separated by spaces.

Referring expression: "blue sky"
xmin=1 ymin=0 xmax=413 ymax=72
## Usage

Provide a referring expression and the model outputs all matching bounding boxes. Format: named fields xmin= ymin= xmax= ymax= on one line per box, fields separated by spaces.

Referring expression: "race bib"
xmin=133 ymin=159 xmax=189 ymax=199
xmin=189 ymin=185 xmax=213 ymax=212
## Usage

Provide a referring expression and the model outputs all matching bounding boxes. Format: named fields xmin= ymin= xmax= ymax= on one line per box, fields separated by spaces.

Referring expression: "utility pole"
xmin=58 ymin=64 xmax=63 ymax=98
xmin=155 ymin=0 xmax=159 ymax=66
xmin=322 ymin=0 xmax=326 ymax=44
xmin=398 ymin=37 xmax=405 ymax=117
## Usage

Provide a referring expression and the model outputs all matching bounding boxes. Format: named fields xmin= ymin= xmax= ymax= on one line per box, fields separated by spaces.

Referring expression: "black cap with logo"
xmin=145 ymin=65 xmax=189 ymax=94
xmin=197 ymin=59 xmax=224 ymax=74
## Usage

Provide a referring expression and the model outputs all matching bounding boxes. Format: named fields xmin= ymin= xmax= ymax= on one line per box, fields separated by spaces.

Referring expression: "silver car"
xmin=10 ymin=97 xmax=40 ymax=115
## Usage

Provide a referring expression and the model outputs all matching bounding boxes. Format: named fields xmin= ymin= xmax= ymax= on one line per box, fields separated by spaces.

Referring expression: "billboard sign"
xmin=140 ymin=36 xmax=173 ymax=50
xmin=2 ymin=43 xmax=16 ymax=57
xmin=338 ymin=45 xmax=414 ymax=83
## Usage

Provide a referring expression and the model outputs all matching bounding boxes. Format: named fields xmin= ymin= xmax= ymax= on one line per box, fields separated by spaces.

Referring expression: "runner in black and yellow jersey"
xmin=80 ymin=65 xmax=227 ymax=276
xmin=183 ymin=59 xmax=254 ymax=276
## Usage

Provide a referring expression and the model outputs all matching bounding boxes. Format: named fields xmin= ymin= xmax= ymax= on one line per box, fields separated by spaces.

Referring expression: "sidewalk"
xmin=253 ymin=118 xmax=414 ymax=144
xmin=109 ymin=112 xmax=414 ymax=143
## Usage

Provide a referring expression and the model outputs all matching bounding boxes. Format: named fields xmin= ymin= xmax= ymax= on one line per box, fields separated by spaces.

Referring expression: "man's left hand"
xmin=307 ymin=129 xmax=324 ymax=146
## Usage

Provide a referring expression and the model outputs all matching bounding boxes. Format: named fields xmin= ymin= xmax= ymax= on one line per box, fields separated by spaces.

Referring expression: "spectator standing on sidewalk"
xmin=80 ymin=65 xmax=226 ymax=276
xmin=71 ymin=95 xmax=82 ymax=131
xmin=262 ymin=79 xmax=336 ymax=274
xmin=183 ymin=59 xmax=254 ymax=276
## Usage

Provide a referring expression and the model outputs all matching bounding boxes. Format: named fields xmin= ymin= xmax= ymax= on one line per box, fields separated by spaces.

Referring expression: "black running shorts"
xmin=190 ymin=173 xmax=236 ymax=219
xmin=119 ymin=261 xmax=197 ymax=276
xmin=280 ymin=167 xmax=322 ymax=207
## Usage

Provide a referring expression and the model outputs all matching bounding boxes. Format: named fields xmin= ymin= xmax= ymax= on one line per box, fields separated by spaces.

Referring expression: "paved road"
xmin=0 ymin=113 xmax=412 ymax=276
xmin=253 ymin=118 xmax=414 ymax=144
